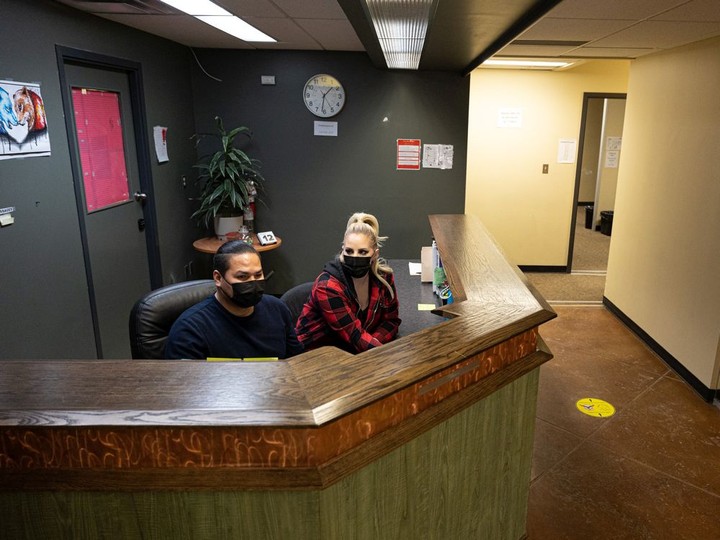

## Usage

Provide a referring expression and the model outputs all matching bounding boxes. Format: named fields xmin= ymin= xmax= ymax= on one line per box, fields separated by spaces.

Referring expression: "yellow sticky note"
xmin=417 ymin=303 xmax=436 ymax=311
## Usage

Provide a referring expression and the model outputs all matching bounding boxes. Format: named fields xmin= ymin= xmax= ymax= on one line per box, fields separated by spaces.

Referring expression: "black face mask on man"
xmin=342 ymin=256 xmax=372 ymax=278
xmin=224 ymin=279 xmax=265 ymax=308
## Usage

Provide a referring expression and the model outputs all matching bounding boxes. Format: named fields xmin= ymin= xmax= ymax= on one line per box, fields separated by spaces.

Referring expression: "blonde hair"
xmin=343 ymin=212 xmax=394 ymax=298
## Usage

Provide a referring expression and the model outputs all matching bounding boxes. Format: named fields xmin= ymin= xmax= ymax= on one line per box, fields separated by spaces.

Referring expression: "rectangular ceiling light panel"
xmin=159 ymin=0 xmax=276 ymax=42
xmin=364 ymin=0 xmax=434 ymax=70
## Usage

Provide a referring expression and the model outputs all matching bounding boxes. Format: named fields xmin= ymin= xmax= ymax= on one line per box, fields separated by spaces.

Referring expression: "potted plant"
xmin=191 ymin=116 xmax=264 ymax=239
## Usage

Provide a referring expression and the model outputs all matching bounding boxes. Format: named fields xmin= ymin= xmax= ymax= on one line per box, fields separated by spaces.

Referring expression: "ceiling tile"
xmin=518 ymin=18 xmax=632 ymax=42
xmin=244 ymin=16 xmax=323 ymax=49
xmin=651 ymin=0 xmax=720 ymax=22
xmin=575 ymin=47 xmax=659 ymax=58
xmin=98 ymin=14 xmax=255 ymax=48
xmin=294 ymin=18 xmax=364 ymax=50
xmin=218 ymin=0 xmax=287 ymax=18
xmin=269 ymin=0 xmax=348 ymax=19
xmin=591 ymin=20 xmax=720 ymax=48
xmin=496 ymin=44 xmax=582 ymax=57
xmin=546 ymin=0 xmax=687 ymax=20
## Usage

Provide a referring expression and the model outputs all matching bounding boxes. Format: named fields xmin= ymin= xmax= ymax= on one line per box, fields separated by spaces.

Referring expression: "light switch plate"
xmin=261 ymin=75 xmax=276 ymax=85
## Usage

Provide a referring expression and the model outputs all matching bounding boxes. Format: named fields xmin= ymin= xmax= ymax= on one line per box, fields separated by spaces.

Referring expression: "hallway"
xmin=527 ymin=306 xmax=720 ymax=539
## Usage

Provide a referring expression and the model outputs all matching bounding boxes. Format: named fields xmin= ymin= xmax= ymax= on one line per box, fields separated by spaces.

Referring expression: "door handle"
xmin=133 ymin=192 xmax=148 ymax=202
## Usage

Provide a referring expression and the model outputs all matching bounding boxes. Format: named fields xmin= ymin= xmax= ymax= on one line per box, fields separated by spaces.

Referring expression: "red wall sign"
xmin=71 ymin=88 xmax=130 ymax=213
xmin=397 ymin=138 xmax=421 ymax=170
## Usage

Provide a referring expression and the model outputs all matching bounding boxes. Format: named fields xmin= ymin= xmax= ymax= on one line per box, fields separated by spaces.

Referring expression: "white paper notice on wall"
xmin=605 ymin=150 xmax=620 ymax=168
xmin=423 ymin=144 xmax=454 ymax=169
xmin=607 ymin=136 xmax=622 ymax=151
xmin=153 ymin=126 xmax=169 ymax=163
xmin=557 ymin=139 xmax=577 ymax=163
xmin=314 ymin=121 xmax=338 ymax=137
xmin=497 ymin=108 xmax=522 ymax=128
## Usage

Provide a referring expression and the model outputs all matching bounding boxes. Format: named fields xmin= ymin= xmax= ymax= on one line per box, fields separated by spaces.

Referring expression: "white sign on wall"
xmin=497 ymin=108 xmax=522 ymax=128
xmin=557 ymin=139 xmax=577 ymax=163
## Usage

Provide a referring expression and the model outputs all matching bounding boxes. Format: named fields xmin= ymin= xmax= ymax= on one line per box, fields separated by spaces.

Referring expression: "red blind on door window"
xmin=71 ymin=88 xmax=130 ymax=212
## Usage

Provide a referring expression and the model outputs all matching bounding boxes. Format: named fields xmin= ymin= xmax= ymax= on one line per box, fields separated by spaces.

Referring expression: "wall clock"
xmin=303 ymin=74 xmax=345 ymax=118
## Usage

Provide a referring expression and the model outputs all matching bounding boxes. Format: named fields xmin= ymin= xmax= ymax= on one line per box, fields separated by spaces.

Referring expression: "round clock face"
xmin=303 ymin=74 xmax=345 ymax=118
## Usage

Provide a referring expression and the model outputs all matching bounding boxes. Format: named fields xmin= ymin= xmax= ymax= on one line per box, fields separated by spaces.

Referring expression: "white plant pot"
xmin=214 ymin=215 xmax=244 ymax=241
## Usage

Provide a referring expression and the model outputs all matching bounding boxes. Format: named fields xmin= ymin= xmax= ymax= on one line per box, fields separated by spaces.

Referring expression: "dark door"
xmin=62 ymin=60 xmax=158 ymax=358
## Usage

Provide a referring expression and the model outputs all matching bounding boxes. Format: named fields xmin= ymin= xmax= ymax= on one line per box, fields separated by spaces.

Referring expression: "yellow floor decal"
xmin=576 ymin=397 xmax=615 ymax=418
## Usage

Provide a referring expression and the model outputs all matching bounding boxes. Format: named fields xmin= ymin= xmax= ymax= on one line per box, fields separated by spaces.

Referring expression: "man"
xmin=165 ymin=241 xmax=303 ymax=360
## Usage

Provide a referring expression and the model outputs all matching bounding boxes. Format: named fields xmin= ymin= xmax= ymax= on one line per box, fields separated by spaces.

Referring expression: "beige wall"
xmin=605 ymin=37 xmax=720 ymax=389
xmin=465 ymin=61 xmax=629 ymax=266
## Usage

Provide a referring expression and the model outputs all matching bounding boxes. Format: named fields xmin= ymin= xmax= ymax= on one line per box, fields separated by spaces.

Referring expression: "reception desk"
xmin=0 ymin=214 xmax=555 ymax=539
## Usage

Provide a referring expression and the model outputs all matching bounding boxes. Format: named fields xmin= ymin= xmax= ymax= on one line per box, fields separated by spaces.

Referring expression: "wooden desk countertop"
xmin=0 ymin=214 xmax=555 ymax=491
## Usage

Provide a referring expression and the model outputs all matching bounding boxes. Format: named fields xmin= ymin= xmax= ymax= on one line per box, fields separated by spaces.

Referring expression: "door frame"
xmin=56 ymin=46 xmax=162 ymax=357
xmin=566 ymin=92 xmax=627 ymax=271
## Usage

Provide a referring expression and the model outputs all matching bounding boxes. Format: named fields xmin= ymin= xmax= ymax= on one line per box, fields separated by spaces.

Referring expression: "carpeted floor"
xmin=572 ymin=205 xmax=611 ymax=272
xmin=525 ymin=206 xmax=610 ymax=303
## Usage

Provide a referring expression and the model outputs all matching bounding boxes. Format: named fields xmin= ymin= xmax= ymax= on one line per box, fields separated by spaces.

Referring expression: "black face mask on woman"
xmin=342 ymin=256 xmax=372 ymax=278
xmin=225 ymin=279 xmax=265 ymax=308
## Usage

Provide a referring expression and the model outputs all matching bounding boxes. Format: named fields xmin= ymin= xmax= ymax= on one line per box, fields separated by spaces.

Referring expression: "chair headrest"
xmin=129 ymin=280 xmax=216 ymax=359
xmin=280 ymin=282 xmax=314 ymax=324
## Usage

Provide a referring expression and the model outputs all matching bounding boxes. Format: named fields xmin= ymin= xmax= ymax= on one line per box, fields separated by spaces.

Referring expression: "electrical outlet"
xmin=542 ymin=164 xmax=549 ymax=174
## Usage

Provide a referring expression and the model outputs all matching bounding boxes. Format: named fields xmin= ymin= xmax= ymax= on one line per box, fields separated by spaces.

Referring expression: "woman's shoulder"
xmin=315 ymin=270 xmax=345 ymax=292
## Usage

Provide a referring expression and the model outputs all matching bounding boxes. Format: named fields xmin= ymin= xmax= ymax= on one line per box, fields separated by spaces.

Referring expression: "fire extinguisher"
xmin=244 ymin=181 xmax=257 ymax=233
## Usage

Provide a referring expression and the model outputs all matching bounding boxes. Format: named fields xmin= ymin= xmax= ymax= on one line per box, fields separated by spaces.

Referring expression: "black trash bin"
xmin=585 ymin=205 xmax=594 ymax=229
xmin=600 ymin=210 xmax=614 ymax=236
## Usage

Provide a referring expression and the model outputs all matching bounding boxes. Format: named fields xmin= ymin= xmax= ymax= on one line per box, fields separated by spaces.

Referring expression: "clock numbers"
xmin=303 ymin=74 xmax=345 ymax=118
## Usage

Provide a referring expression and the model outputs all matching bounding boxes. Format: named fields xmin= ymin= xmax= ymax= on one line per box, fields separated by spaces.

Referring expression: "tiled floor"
xmin=527 ymin=305 xmax=720 ymax=540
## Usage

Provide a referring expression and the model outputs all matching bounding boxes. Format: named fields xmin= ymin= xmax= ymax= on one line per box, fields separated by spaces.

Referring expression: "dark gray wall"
xmin=190 ymin=50 xmax=469 ymax=293
xmin=0 ymin=0 xmax=199 ymax=358
xmin=0 ymin=2 xmax=469 ymax=359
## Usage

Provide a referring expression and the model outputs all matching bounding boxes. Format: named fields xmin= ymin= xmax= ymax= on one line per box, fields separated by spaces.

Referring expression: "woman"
xmin=295 ymin=212 xmax=400 ymax=353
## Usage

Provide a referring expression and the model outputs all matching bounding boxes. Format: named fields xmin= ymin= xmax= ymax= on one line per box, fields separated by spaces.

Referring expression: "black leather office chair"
xmin=280 ymin=282 xmax=314 ymax=324
xmin=129 ymin=280 xmax=216 ymax=359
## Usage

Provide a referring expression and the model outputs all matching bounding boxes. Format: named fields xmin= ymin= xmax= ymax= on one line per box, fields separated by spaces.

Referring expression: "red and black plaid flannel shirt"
xmin=295 ymin=268 xmax=400 ymax=353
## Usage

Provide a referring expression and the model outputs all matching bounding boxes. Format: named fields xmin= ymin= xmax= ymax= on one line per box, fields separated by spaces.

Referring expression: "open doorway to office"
xmin=568 ymin=92 xmax=627 ymax=274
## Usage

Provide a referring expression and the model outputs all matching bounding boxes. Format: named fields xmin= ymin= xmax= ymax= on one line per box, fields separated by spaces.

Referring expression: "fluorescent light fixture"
xmin=482 ymin=59 xmax=571 ymax=69
xmin=159 ymin=0 xmax=229 ymax=16
xmin=197 ymin=16 xmax=276 ymax=42
xmin=364 ymin=0 xmax=435 ymax=70
xmin=159 ymin=0 xmax=275 ymax=42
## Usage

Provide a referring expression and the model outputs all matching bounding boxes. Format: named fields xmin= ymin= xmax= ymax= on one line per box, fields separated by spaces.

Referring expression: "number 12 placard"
xmin=257 ymin=231 xmax=277 ymax=245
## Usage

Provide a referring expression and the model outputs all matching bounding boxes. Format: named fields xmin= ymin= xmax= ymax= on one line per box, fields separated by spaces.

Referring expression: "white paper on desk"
xmin=408 ymin=262 xmax=422 ymax=275
xmin=153 ymin=126 xmax=169 ymax=163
